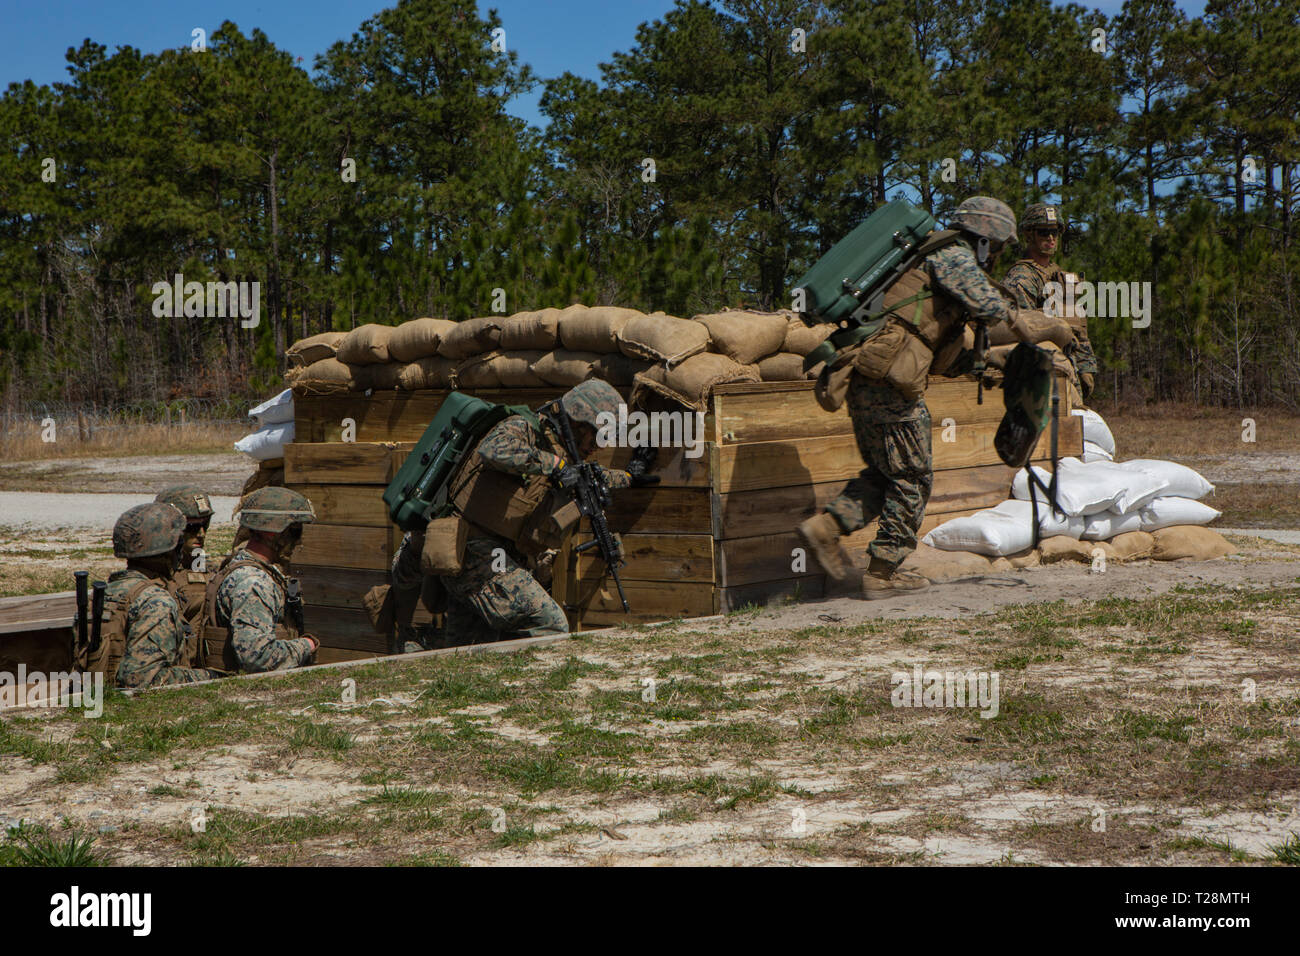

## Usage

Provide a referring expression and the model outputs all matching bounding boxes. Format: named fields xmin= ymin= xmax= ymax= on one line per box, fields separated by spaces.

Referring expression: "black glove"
xmin=629 ymin=472 xmax=661 ymax=487
xmin=627 ymin=445 xmax=660 ymax=487
xmin=553 ymin=464 xmax=581 ymax=490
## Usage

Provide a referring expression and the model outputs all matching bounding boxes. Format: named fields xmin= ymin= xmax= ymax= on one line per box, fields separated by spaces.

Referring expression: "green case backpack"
xmin=382 ymin=392 xmax=536 ymax=532
xmin=793 ymin=199 xmax=937 ymax=326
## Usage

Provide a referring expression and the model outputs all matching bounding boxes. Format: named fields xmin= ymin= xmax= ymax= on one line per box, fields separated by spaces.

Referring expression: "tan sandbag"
xmin=757 ymin=352 xmax=811 ymax=382
xmin=1150 ymin=526 xmax=1235 ymax=561
xmin=1108 ymin=531 xmax=1155 ymax=561
xmin=500 ymin=309 xmax=563 ymax=351
xmin=634 ymin=354 xmax=759 ymax=412
xmin=897 ymin=543 xmax=995 ymax=582
xmin=782 ymin=317 xmax=834 ymax=356
xmin=397 ymin=356 xmax=456 ymax=390
xmin=557 ymin=305 xmax=639 ymax=353
xmin=1037 ymin=535 xmax=1095 ymax=564
xmin=531 ymin=349 xmax=599 ymax=386
xmin=439 ymin=317 xmax=503 ymax=359
xmin=1004 ymin=547 xmax=1041 ymax=569
xmin=592 ymin=352 xmax=653 ymax=387
xmin=452 ymin=352 xmax=502 ymax=389
xmin=388 ymin=317 xmax=458 ymax=363
xmin=363 ymin=584 xmax=395 ymax=633
xmin=492 ymin=350 xmax=549 ymax=388
xmin=694 ymin=311 xmax=789 ymax=365
xmin=336 ymin=324 xmax=394 ymax=365
xmin=291 ymin=357 xmax=356 ymax=395
xmin=239 ymin=463 xmax=284 ymax=498
xmin=617 ymin=314 xmax=710 ymax=366
xmin=989 ymin=309 xmax=1075 ymax=349
xmin=368 ymin=362 xmax=404 ymax=390
xmin=286 ymin=331 xmax=345 ymax=368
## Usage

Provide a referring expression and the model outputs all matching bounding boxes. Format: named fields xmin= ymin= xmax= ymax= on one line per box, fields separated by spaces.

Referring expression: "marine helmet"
xmin=560 ymin=379 xmax=622 ymax=429
xmin=238 ymin=487 xmax=316 ymax=534
xmin=113 ymin=502 xmax=186 ymax=559
xmin=1020 ymin=202 xmax=1064 ymax=234
xmin=950 ymin=196 xmax=1018 ymax=246
xmin=155 ymin=484 xmax=214 ymax=522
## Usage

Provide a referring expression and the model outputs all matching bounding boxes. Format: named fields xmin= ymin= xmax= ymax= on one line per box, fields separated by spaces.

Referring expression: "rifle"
xmin=546 ymin=405 xmax=630 ymax=613
xmin=73 ymin=570 xmax=88 ymax=662
xmin=285 ymin=577 xmax=306 ymax=633
xmin=972 ymin=320 xmax=989 ymax=405
xmin=89 ymin=581 xmax=106 ymax=653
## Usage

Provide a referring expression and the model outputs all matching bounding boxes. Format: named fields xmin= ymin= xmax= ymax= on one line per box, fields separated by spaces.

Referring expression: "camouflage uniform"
xmin=823 ymin=235 xmax=1015 ymax=566
xmin=109 ymin=570 xmax=220 ymax=688
xmin=212 ymin=550 xmax=315 ymax=672
xmin=155 ymin=484 xmax=215 ymax=665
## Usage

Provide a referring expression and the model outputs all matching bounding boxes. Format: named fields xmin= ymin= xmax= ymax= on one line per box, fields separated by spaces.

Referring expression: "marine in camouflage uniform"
xmin=155 ymin=484 xmax=214 ymax=666
xmin=205 ymin=487 xmax=319 ymax=673
xmin=800 ymin=196 xmax=1032 ymax=598
xmin=1002 ymin=202 xmax=1099 ymax=402
xmin=393 ymin=380 xmax=634 ymax=647
xmin=108 ymin=502 xmax=223 ymax=688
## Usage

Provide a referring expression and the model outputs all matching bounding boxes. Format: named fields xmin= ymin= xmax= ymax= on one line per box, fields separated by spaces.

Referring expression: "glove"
xmin=300 ymin=634 xmax=320 ymax=657
xmin=554 ymin=464 xmax=581 ymax=490
xmin=629 ymin=471 xmax=660 ymax=487
xmin=609 ymin=532 xmax=625 ymax=564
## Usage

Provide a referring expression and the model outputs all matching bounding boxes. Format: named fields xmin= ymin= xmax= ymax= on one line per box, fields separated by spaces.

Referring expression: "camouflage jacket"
xmin=1001 ymin=258 xmax=1061 ymax=311
xmin=107 ymin=570 xmax=220 ymax=689
xmin=927 ymin=239 xmax=1016 ymax=329
xmin=476 ymin=415 xmax=631 ymax=490
xmin=213 ymin=550 xmax=314 ymax=673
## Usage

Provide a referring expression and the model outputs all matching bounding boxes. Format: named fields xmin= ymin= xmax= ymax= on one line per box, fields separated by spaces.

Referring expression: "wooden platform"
xmin=287 ymin=375 xmax=1081 ymax=644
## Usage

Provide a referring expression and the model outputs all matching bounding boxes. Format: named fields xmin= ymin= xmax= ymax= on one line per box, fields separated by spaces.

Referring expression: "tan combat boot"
xmin=862 ymin=556 xmax=930 ymax=600
xmin=796 ymin=512 xmax=849 ymax=581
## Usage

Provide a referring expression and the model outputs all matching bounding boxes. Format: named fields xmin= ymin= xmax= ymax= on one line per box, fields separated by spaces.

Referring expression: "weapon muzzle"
xmin=89 ymin=581 xmax=107 ymax=652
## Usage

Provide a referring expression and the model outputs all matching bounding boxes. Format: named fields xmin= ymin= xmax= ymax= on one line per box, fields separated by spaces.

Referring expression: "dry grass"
xmin=0 ymin=418 xmax=246 ymax=461
xmin=1213 ymin=483 xmax=1300 ymax=528
xmin=1104 ymin=403 xmax=1300 ymax=459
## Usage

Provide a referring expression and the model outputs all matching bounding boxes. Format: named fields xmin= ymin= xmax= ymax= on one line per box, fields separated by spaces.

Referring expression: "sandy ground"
xmin=0 ymin=493 xmax=240 ymax=531
xmin=0 ymin=453 xmax=255 ymax=496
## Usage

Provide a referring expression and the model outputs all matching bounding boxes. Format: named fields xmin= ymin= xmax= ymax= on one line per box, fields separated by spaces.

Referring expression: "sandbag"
xmin=492 ymin=350 xmax=549 ymax=388
xmin=897 ymin=542 xmax=995 ymax=582
xmin=286 ymin=331 xmax=345 ymax=368
xmin=1070 ymin=408 xmax=1116 ymax=456
xmin=1081 ymin=440 xmax=1114 ymax=463
xmin=452 ymin=352 xmax=502 ymax=389
xmin=292 ymin=357 xmax=357 ymax=393
xmin=388 ymin=317 xmax=458 ymax=363
xmin=1139 ymin=497 xmax=1221 ymax=532
xmin=1108 ymin=531 xmax=1155 ymax=561
xmin=531 ymin=349 xmax=599 ymax=386
xmin=1115 ymin=459 xmax=1213 ymax=500
xmin=989 ymin=308 xmax=1074 ymax=349
xmin=617 ymin=314 xmax=710 ymax=366
xmin=336 ymin=324 xmax=394 ymax=365
xmin=694 ymin=311 xmax=789 ymax=365
xmin=654 ymin=353 xmax=760 ymax=411
xmin=923 ymin=499 xmax=1036 ymax=556
xmin=1037 ymin=535 xmax=1096 ymax=563
xmin=781 ymin=317 xmax=834 ymax=356
xmin=1080 ymin=509 xmax=1144 ymax=540
xmin=397 ymin=356 xmax=456 ymax=390
xmin=249 ymin=388 xmax=294 ymax=427
xmin=592 ymin=351 xmax=653 ymax=387
xmin=557 ymin=305 xmax=639 ymax=353
xmin=1003 ymin=547 xmax=1042 ymax=569
xmin=758 ymin=352 xmax=812 ymax=382
xmin=500 ymin=309 xmax=563 ymax=351
xmin=368 ymin=362 xmax=404 ymax=390
xmin=1013 ymin=457 xmax=1169 ymax=516
xmin=439 ymin=317 xmax=502 ymax=359
xmin=1150 ymin=526 xmax=1235 ymax=561
xmin=235 ymin=422 xmax=295 ymax=462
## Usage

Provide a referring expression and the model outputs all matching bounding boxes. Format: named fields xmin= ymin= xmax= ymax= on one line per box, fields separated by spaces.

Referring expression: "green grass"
xmin=0 ymin=824 xmax=109 ymax=867
xmin=1268 ymin=833 xmax=1300 ymax=864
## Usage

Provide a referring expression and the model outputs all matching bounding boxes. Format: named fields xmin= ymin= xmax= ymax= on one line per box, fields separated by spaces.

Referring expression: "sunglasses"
xmin=1032 ymin=228 xmax=1061 ymax=238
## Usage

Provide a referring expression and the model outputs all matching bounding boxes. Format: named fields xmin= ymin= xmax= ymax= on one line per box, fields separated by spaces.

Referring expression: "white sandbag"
xmin=1081 ymin=440 xmax=1113 ymax=463
xmin=234 ymin=422 xmax=295 ymax=461
xmin=924 ymin=499 xmax=1035 ymax=556
xmin=1139 ymin=497 xmax=1221 ymax=532
xmin=248 ymin=388 xmax=294 ymax=426
xmin=1080 ymin=508 xmax=1144 ymax=540
xmin=1071 ymin=408 xmax=1115 ymax=456
xmin=1038 ymin=506 xmax=1086 ymax=539
xmin=1012 ymin=457 xmax=1168 ymax=516
xmin=1115 ymin=459 xmax=1214 ymax=501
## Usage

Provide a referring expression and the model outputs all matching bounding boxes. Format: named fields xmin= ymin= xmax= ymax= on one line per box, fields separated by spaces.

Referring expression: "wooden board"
xmin=315 ymin=647 xmax=382 ymax=665
xmin=295 ymin=524 xmax=399 ymax=571
xmin=716 ymin=577 xmax=827 ymax=613
xmin=284 ymin=442 xmax=410 ymax=485
xmin=285 ymin=483 xmax=390 ymax=528
xmin=712 ymin=415 xmax=1082 ymax=493
xmin=300 ymin=605 xmax=390 ymax=653
xmin=580 ymin=487 xmax=712 ymax=536
xmin=711 ymin=462 xmax=1020 ymax=539
xmin=564 ymin=580 xmax=715 ymax=629
xmin=569 ymin=532 xmax=714 ymax=584
xmin=0 ymin=591 xmax=75 ymax=635
xmin=592 ymin=442 xmax=711 ymax=488
xmin=293 ymin=566 xmax=390 ymax=610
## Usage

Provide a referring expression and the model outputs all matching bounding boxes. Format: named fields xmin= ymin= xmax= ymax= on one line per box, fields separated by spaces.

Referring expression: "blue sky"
xmin=1 ymin=0 xmax=1208 ymax=129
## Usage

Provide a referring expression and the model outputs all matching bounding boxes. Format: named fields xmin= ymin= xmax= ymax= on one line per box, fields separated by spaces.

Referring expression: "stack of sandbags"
xmin=286 ymin=331 xmax=346 ymax=368
xmin=1072 ymin=408 xmax=1116 ymax=462
xmin=234 ymin=389 xmax=296 ymax=461
xmin=632 ymin=353 xmax=761 ymax=412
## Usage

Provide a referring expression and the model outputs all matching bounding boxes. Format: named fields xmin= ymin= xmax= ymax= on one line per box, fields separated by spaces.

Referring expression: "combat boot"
xmin=862 ymin=556 xmax=930 ymax=600
xmin=797 ymin=513 xmax=849 ymax=581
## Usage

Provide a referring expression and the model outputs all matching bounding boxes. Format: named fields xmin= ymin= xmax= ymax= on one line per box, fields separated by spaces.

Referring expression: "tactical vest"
xmin=164 ymin=568 xmax=208 ymax=668
xmin=446 ymin=417 xmax=557 ymax=545
xmin=200 ymin=551 xmax=298 ymax=672
xmin=74 ymin=576 xmax=158 ymax=685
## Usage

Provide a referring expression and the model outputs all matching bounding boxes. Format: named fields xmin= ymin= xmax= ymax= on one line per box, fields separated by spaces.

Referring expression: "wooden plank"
xmin=284 ymin=442 xmax=410 ymax=485
xmin=294 ymin=566 xmax=389 ymax=611
xmin=0 ymin=591 xmax=76 ymax=634
xmin=300 ymin=605 xmax=389 ymax=653
xmin=315 ymin=647 xmax=382 ymax=665
xmin=569 ymin=533 xmax=714 ymax=584
xmin=716 ymin=577 xmax=827 ymax=613
xmin=712 ymin=462 xmax=1019 ymax=539
xmin=566 ymin=580 xmax=715 ymax=629
xmin=592 ymin=442 xmax=711 ymax=488
xmin=295 ymin=524 xmax=396 ymax=571
xmin=580 ymin=487 xmax=711 ymax=535
xmin=711 ymin=378 xmax=1007 ymax=444
xmin=713 ymin=415 xmax=1082 ymax=492
xmin=717 ymin=506 xmax=982 ymax=587
xmin=285 ymin=483 xmax=389 ymax=528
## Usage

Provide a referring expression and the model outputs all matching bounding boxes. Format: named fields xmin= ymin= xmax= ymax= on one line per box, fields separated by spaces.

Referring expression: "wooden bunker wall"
xmin=287 ymin=376 xmax=1080 ymax=653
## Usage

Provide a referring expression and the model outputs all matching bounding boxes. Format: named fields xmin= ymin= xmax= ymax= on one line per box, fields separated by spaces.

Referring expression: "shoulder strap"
xmin=915 ymin=228 xmax=964 ymax=258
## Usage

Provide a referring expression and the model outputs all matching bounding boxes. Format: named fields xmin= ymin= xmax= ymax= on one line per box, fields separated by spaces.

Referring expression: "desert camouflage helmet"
xmin=155 ymin=484 xmax=214 ymax=521
xmin=560 ymin=379 xmax=622 ymax=428
xmin=1020 ymin=202 xmax=1064 ymax=233
xmin=950 ymin=196 xmax=1018 ymax=245
xmin=113 ymin=502 xmax=186 ymax=559
xmin=238 ymin=487 xmax=316 ymax=533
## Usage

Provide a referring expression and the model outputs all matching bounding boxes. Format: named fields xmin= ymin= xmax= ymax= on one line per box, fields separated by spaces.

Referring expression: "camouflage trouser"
xmin=442 ymin=536 xmax=569 ymax=644
xmin=823 ymin=374 xmax=933 ymax=569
